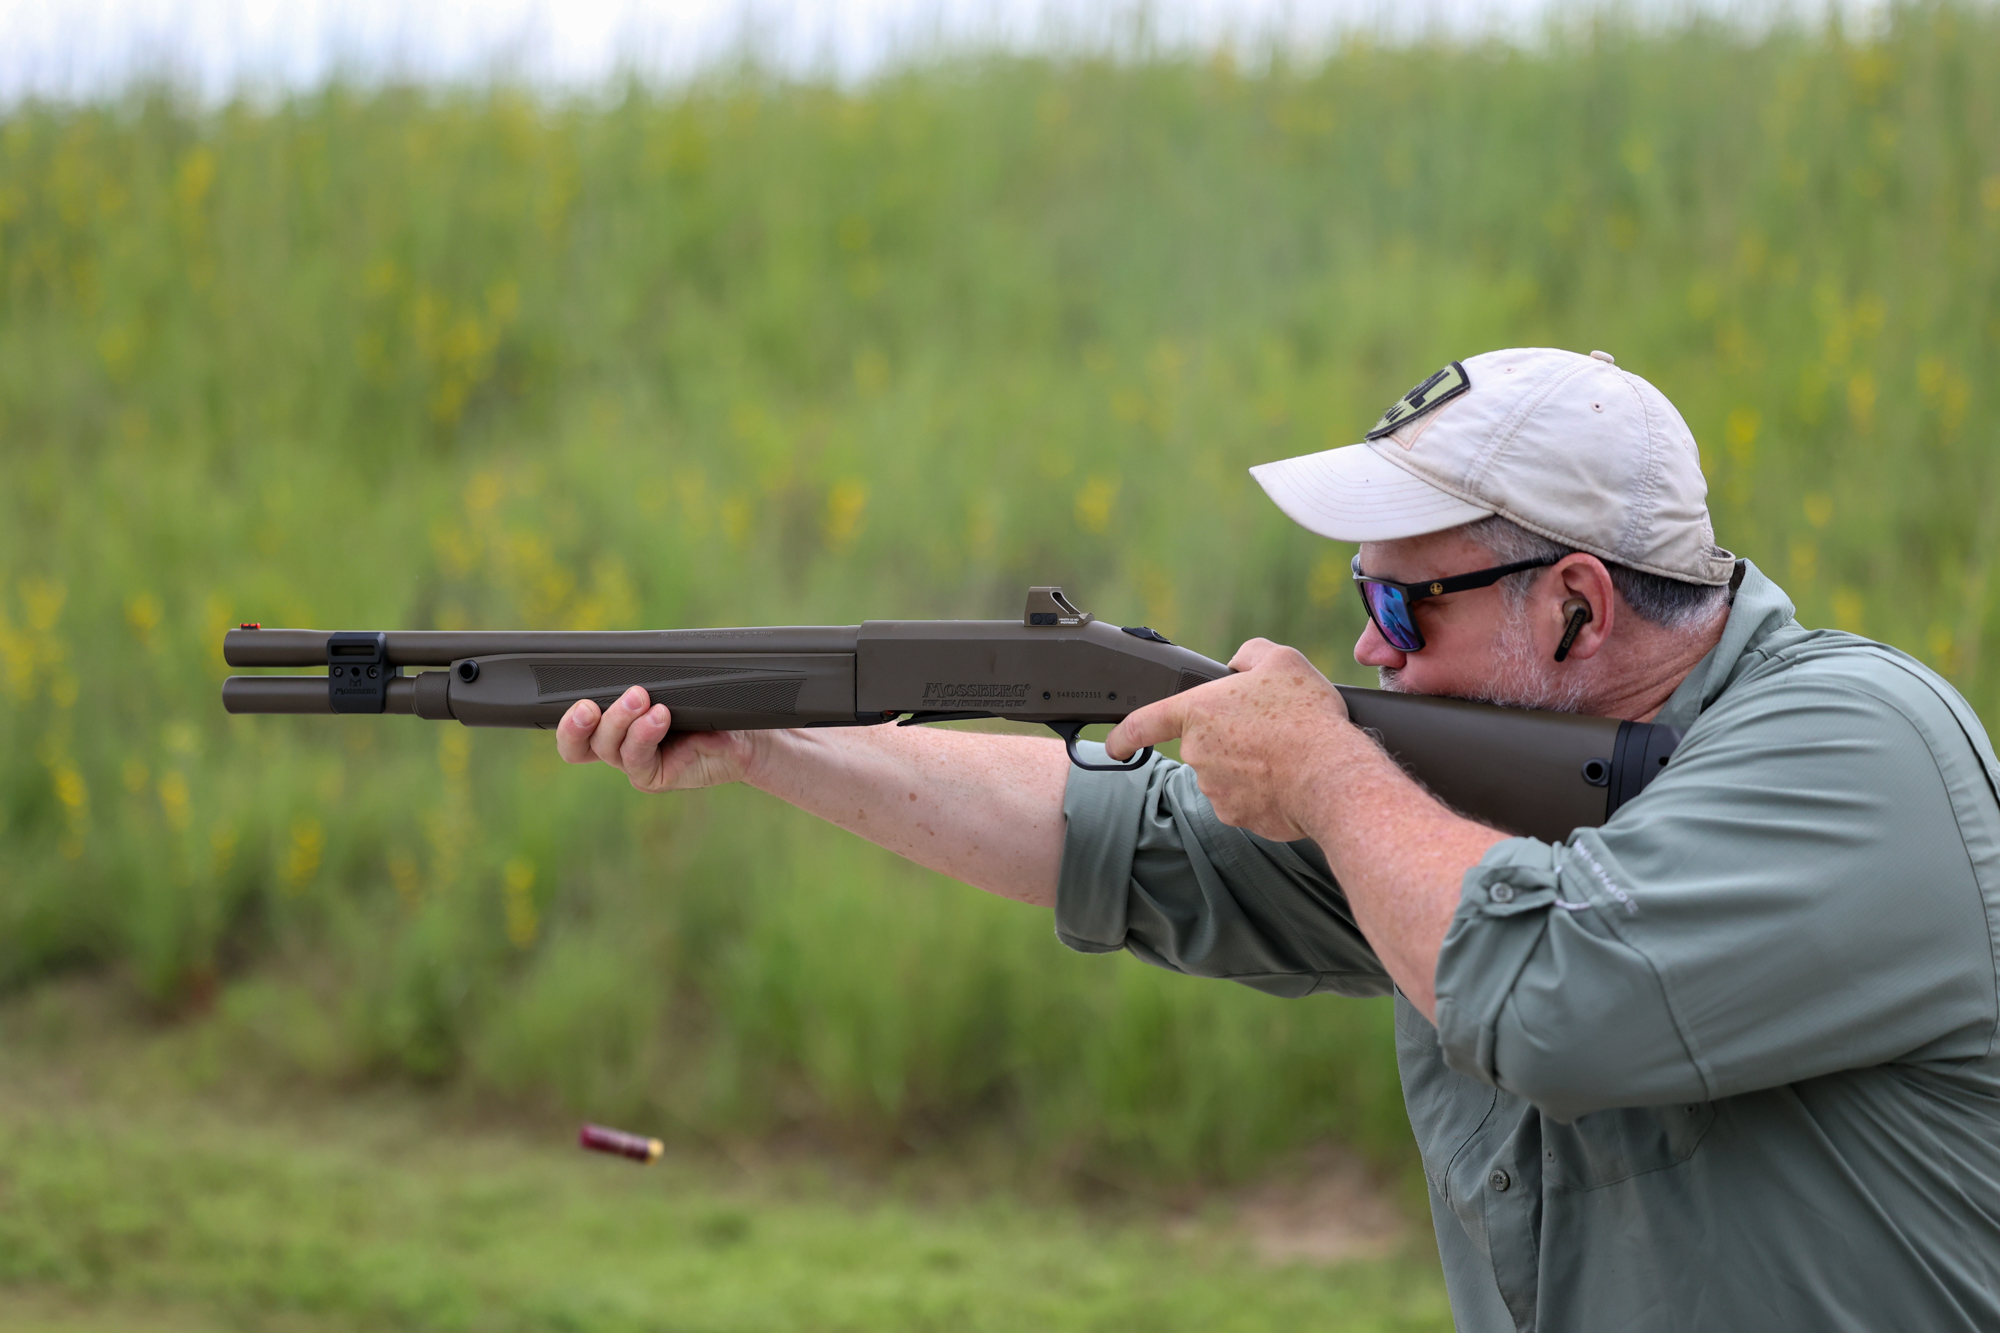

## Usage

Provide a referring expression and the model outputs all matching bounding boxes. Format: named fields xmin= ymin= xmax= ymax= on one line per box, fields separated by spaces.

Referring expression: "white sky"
xmin=0 ymin=0 xmax=1879 ymax=101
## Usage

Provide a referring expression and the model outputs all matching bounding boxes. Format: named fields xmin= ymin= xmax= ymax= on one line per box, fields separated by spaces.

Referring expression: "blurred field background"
xmin=1 ymin=3 xmax=1997 ymax=1326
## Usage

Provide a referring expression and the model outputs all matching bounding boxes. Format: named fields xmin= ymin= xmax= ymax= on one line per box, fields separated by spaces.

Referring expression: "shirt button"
xmin=1490 ymin=884 xmax=1516 ymax=904
xmin=1489 ymin=1169 xmax=1512 ymax=1192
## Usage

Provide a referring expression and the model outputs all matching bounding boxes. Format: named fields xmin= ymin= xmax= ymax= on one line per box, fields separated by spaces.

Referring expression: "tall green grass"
xmin=2 ymin=5 xmax=1996 ymax=1182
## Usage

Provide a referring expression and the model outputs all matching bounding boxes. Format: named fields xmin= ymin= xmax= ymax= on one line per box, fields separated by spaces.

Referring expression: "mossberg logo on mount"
xmin=922 ymin=682 xmax=1030 ymax=701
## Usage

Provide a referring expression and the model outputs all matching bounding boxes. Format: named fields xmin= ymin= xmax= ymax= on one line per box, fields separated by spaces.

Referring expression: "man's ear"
xmin=1549 ymin=554 xmax=1615 ymax=662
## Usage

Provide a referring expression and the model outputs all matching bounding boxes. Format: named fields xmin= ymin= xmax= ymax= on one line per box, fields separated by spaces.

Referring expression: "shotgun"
xmin=220 ymin=586 xmax=1678 ymax=843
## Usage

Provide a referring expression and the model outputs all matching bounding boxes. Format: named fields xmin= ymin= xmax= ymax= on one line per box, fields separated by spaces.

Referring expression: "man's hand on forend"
xmin=556 ymin=686 xmax=759 ymax=792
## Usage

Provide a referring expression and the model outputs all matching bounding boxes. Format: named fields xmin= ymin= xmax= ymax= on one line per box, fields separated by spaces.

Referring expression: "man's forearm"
xmin=746 ymin=726 xmax=1072 ymax=908
xmin=1099 ymin=643 xmax=1506 ymax=1022
xmin=1299 ymin=729 xmax=1508 ymax=1020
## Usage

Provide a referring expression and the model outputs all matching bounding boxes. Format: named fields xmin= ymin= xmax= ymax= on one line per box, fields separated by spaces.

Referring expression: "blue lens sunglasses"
xmin=1351 ymin=553 xmax=1559 ymax=653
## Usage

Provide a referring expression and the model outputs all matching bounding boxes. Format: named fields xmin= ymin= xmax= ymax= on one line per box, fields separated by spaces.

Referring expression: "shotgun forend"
xmin=220 ymin=587 xmax=1679 ymax=841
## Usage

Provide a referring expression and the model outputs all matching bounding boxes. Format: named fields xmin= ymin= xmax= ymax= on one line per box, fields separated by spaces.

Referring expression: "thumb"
xmin=1226 ymin=637 xmax=1281 ymax=673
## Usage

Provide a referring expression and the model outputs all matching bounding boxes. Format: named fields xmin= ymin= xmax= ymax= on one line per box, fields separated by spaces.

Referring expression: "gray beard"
xmin=1377 ymin=606 xmax=1591 ymax=714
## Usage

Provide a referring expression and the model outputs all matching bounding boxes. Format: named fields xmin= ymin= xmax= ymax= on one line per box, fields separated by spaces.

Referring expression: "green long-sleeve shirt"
xmin=1055 ymin=562 xmax=2000 ymax=1332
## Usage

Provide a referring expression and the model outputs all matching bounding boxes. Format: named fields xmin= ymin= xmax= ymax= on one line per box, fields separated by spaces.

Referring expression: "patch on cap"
xmin=1364 ymin=361 xmax=1471 ymax=440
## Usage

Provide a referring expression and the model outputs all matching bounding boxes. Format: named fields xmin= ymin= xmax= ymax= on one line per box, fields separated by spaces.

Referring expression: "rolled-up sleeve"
xmin=1434 ymin=664 xmax=2000 ymax=1122
xmin=1056 ymin=741 xmax=1390 ymax=999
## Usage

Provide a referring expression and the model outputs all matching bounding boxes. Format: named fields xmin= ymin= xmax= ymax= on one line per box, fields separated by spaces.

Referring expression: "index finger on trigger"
xmin=1104 ymin=695 xmax=1188 ymax=761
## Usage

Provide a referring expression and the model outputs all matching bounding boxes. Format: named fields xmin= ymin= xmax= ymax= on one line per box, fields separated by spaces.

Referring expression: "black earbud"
xmin=1554 ymin=599 xmax=1592 ymax=663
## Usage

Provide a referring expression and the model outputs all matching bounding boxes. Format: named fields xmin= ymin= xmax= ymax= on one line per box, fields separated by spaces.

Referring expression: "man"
xmin=557 ymin=348 xmax=2000 ymax=1330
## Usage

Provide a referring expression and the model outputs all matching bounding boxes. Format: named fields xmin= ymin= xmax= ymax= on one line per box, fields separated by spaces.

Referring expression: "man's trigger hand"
xmin=1105 ymin=640 xmax=1353 ymax=842
xmin=1102 ymin=694 xmax=1191 ymax=762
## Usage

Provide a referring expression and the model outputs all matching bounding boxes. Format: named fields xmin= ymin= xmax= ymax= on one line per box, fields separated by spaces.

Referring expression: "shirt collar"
xmin=1654 ymin=559 xmax=1797 ymax=733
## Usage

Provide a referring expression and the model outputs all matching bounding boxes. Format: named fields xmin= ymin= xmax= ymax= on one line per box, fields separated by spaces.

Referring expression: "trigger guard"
xmin=1046 ymin=721 xmax=1154 ymax=773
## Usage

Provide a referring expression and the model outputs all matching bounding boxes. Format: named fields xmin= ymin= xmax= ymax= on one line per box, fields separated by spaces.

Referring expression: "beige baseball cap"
xmin=1249 ymin=347 xmax=1736 ymax=585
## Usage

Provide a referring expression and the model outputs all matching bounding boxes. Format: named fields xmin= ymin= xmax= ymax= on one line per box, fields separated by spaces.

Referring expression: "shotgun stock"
xmin=221 ymin=587 xmax=1677 ymax=842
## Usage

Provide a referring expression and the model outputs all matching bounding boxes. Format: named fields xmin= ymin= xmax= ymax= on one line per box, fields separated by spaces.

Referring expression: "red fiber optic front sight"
xmin=578 ymin=1122 xmax=663 ymax=1164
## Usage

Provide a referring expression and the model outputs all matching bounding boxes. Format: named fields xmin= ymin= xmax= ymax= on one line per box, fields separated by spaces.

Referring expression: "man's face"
xmin=1353 ymin=529 xmax=1582 ymax=711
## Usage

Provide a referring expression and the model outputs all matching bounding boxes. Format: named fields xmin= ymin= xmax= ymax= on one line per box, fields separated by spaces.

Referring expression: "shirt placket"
xmin=1477 ymin=1107 xmax=1544 ymax=1331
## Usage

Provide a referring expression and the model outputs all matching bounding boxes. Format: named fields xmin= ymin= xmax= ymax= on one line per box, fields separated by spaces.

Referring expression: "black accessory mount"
xmin=327 ymin=632 xmax=399 ymax=713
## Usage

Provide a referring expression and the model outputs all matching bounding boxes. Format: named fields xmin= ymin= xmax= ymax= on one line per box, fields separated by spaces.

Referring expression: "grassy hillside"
xmin=1 ymin=4 xmax=1995 ymax=1183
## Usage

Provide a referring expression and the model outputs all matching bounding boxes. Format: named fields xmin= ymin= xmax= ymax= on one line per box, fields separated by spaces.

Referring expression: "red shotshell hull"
xmin=578 ymin=1122 xmax=663 ymax=1163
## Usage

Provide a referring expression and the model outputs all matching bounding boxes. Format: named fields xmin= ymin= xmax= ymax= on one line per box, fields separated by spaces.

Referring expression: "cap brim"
xmin=1249 ymin=443 xmax=1491 ymax=543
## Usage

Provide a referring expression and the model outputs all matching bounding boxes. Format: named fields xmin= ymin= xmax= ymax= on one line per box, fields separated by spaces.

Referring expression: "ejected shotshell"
xmin=578 ymin=1122 xmax=663 ymax=1163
